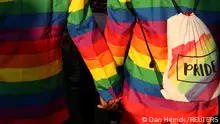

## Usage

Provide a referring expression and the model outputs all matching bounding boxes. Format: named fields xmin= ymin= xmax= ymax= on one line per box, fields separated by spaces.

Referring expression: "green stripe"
xmin=125 ymin=56 xmax=164 ymax=85
xmin=95 ymin=74 xmax=120 ymax=91
xmin=131 ymin=0 xmax=220 ymax=11
xmin=68 ymin=4 xmax=92 ymax=25
xmin=108 ymin=0 xmax=220 ymax=11
xmin=0 ymin=0 xmax=69 ymax=15
xmin=108 ymin=0 xmax=130 ymax=10
xmin=178 ymin=75 xmax=195 ymax=94
xmin=0 ymin=72 xmax=63 ymax=95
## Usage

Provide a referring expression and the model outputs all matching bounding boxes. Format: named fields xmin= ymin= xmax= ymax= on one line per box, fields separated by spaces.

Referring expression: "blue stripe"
xmin=124 ymin=67 xmax=163 ymax=97
xmin=98 ymin=79 xmax=122 ymax=102
xmin=112 ymin=80 xmax=123 ymax=96
xmin=0 ymin=83 xmax=66 ymax=108
xmin=98 ymin=89 xmax=114 ymax=102
xmin=107 ymin=7 xmax=134 ymax=23
xmin=67 ymin=16 xmax=97 ymax=37
xmin=108 ymin=7 xmax=220 ymax=24
xmin=0 ymin=12 xmax=68 ymax=29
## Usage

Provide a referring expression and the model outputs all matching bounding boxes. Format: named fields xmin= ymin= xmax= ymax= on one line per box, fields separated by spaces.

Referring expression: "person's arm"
xmin=66 ymin=0 xmax=120 ymax=102
xmin=105 ymin=0 xmax=135 ymax=67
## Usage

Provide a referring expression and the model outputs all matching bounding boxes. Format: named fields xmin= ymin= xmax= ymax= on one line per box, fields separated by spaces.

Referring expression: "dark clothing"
xmin=62 ymin=32 xmax=112 ymax=124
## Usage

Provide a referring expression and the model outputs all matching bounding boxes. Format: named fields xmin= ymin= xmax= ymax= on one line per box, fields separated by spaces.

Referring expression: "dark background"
xmin=91 ymin=0 xmax=107 ymax=13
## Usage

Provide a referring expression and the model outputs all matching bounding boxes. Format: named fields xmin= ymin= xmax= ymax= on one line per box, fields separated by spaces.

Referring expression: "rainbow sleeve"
xmin=105 ymin=0 xmax=135 ymax=67
xmin=66 ymin=0 xmax=121 ymax=102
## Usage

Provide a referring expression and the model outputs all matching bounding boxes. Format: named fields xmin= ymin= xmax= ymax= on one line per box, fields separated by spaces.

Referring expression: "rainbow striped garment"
xmin=0 ymin=0 xmax=107 ymax=123
xmin=103 ymin=0 xmax=220 ymax=123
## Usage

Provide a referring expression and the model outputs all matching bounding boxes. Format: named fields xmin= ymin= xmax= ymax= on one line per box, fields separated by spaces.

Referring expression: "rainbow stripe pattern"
xmin=67 ymin=0 xmax=121 ymax=102
xmin=105 ymin=0 xmax=220 ymax=123
xmin=0 ymin=0 xmax=116 ymax=123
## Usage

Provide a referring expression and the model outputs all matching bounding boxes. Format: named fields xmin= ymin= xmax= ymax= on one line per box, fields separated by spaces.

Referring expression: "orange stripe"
xmin=131 ymin=35 xmax=168 ymax=60
xmin=0 ymin=48 xmax=61 ymax=68
xmin=133 ymin=22 xmax=167 ymax=47
xmin=106 ymin=35 xmax=168 ymax=59
xmin=84 ymin=50 xmax=115 ymax=70
xmin=0 ymin=108 xmax=69 ymax=124
xmin=107 ymin=42 xmax=126 ymax=57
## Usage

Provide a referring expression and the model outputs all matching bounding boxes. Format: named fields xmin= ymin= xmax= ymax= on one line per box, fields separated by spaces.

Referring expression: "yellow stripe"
xmin=90 ymin=62 xmax=118 ymax=81
xmin=113 ymin=56 xmax=124 ymax=66
xmin=129 ymin=46 xmax=167 ymax=72
xmin=0 ymin=60 xmax=62 ymax=82
xmin=68 ymin=0 xmax=88 ymax=13
xmin=119 ymin=0 xmax=131 ymax=2
xmin=0 ymin=0 xmax=13 ymax=2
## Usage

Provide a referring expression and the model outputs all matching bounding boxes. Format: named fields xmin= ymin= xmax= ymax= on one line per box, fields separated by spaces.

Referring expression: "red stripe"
xmin=120 ymin=110 xmax=214 ymax=124
xmin=122 ymin=95 xmax=218 ymax=119
xmin=104 ymin=24 xmax=131 ymax=47
xmin=0 ymin=108 xmax=69 ymax=124
xmin=0 ymin=25 xmax=64 ymax=42
xmin=123 ymin=80 xmax=218 ymax=111
xmin=171 ymin=34 xmax=212 ymax=59
xmin=72 ymin=28 xmax=103 ymax=48
xmin=0 ymin=37 xmax=61 ymax=55
xmin=133 ymin=22 xmax=167 ymax=47
xmin=78 ymin=37 xmax=109 ymax=58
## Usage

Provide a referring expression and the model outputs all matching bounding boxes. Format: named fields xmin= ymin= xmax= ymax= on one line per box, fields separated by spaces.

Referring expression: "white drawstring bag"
xmin=162 ymin=0 xmax=220 ymax=102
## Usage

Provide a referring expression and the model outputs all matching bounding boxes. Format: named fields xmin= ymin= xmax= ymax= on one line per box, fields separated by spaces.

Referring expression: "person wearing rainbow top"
xmin=1 ymin=0 xmax=220 ymax=124
xmin=0 ymin=0 xmax=113 ymax=123
xmin=100 ymin=0 xmax=220 ymax=124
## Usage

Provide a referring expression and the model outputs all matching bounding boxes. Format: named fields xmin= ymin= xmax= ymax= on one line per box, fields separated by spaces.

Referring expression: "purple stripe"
xmin=123 ymin=80 xmax=218 ymax=110
xmin=107 ymin=18 xmax=220 ymax=37
xmin=185 ymin=83 xmax=209 ymax=102
xmin=185 ymin=77 xmax=219 ymax=101
xmin=72 ymin=28 xmax=103 ymax=48
xmin=0 ymin=24 xmax=64 ymax=42
xmin=139 ymin=20 xmax=167 ymax=34
xmin=0 ymin=96 xmax=66 ymax=119
xmin=106 ymin=16 xmax=133 ymax=34
xmin=195 ymin=79 xmax=220 ymax=101
xmin=108 ymin=87 xmax=116 ymax=98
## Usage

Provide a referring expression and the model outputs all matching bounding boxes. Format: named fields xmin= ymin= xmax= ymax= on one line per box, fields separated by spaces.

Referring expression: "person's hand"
xmin=97 ymin=97 xmax=122 ymax=111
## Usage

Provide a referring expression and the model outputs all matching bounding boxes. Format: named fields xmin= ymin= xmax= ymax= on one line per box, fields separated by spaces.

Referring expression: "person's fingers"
xmin=107 ymin=100 xmax=120 ymax=110
xmin=115 ymin=97 xmax=121 ymax=103
xmin=98 ymin=97 xmax=123 ymax=110
xmin=97 ymin=104 xmax=105 ymax=109
xmin=100 ymin=97 xmax=107 ymax=107
xmin=108 ymin=99 xmax=115 ymax=105
xmin=110 ymin=102 xmax=118 ymax=109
